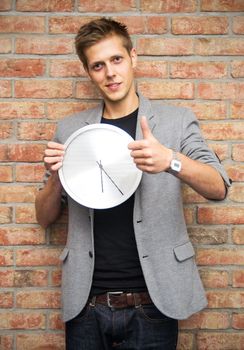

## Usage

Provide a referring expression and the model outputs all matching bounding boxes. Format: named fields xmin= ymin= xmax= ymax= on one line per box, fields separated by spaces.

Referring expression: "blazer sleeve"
xmin=180 ymin=107 xmax=231 ymax=189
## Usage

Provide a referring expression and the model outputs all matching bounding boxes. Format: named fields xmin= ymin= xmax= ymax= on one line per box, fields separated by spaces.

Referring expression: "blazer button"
xmin=89 ymin=251 xmax=93 ymax=258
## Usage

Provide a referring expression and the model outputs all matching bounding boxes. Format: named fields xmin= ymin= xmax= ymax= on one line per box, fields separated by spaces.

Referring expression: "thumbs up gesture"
xmin=128 ymin=116 xmax=173 ymax=174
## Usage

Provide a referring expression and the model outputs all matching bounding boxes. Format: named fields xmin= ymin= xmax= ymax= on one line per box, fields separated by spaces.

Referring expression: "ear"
xmin=130 ymin=48 xmax=137 ymax=68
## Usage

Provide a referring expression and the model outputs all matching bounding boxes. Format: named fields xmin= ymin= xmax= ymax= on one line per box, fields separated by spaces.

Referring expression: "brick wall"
xmin=0 ymin=0 xmax=243 ymax=349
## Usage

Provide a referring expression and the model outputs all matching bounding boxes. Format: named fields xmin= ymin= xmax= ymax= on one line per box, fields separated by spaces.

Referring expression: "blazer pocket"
xmin=59 ymin=247 xmax=69 ymax=262
xmin=173 ymin=241 xmax=195 ymax=262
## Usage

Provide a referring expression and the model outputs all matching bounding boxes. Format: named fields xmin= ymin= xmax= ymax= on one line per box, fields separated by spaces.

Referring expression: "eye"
xmin=91 ymin=62 xmax=103 ymax=71
xmin=113 ymin=56 xmax=122 ymax=63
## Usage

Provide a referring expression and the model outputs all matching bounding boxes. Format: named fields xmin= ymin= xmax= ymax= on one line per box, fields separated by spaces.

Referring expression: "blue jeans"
xmin=66 ymin=302 xmax=178 ymax=349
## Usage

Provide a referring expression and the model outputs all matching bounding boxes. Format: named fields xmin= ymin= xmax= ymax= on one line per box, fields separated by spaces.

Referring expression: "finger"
xmin=128 ymin=139 xmax=149 ymax=151
xmin=140 ymin=116 xmax=152 ymax=140
xmin=47 ymin=141 xmax=65 ymax=150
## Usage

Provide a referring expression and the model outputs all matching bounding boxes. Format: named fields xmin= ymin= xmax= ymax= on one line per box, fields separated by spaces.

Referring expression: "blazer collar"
xmin=82 ymin=92 xmax=156 ymax=140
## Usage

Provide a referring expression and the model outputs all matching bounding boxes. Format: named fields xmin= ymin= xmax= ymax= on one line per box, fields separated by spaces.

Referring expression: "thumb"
xmin=140 ymin=116 xmax=152 ymax=140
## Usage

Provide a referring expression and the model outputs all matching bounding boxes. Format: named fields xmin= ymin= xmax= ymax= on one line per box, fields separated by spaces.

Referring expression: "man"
xmin=35 ymin=18 xmax=231 ymax=349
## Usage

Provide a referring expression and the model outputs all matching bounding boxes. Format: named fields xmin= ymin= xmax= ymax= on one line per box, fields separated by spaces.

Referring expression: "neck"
xmin=103 ymin=93 xmax=139 ymax=119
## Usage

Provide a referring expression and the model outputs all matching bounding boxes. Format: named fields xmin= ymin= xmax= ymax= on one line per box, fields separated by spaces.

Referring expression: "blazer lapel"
xmin=136 ymin=92 xmax=156 ymax=140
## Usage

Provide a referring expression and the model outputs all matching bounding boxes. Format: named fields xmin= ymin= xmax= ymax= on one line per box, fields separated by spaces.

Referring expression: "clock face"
xmin=58 ymin=123 xmax=142 ymax=209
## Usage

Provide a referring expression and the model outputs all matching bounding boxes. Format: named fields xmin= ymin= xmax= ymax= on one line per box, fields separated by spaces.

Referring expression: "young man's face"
xmin=84 ymin=35 xmax=137 ymax=106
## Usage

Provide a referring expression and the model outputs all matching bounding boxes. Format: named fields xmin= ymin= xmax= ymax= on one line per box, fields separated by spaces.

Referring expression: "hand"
xmin=128 ymin=116 xmax=172 ymax=174
xmin=43 ymin=141 xmax=65 ymax=172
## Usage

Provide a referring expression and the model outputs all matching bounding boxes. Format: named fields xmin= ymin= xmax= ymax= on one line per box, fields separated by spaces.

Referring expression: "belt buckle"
xmin=106 ymin=291 xmax=123 ymax=308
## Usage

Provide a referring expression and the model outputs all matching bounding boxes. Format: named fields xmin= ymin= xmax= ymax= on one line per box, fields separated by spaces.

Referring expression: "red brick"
xmin=0 ymin=292 xmax=13 ymax=308
xmin=0 ymin=335 xmax=13 ymax=350
xmin=232 ymin=313 xmax=244 ymax=329
xmin=172 ymin=16 xmax=228 ymax=35
xmin=49 ymin=312 xmax=65 ymax=330
xmin=16 ymin=248 xmax=62 ymax=266
xmin=198 ymin=206 xmax=244 ymax=224
xmin=17 ymin=122 xmax=56 ymax=141
xmin=50 ymin=59 xmax=85 ymax=77
xmin=16 ymin=0 xmax=73 ymax=11
xmin=231 ymin=102 xmax=244 ymax=119
xmin=114 ymin=16 xmax=145 ymax=34
xmin=16 ymin=37 xmax=73 ymax=54
xmin=0 ymin=16 xmax=45 ymax=33
xmin=0 ymin=121 xmax=13 ymax=139
xmin=170 ymin=61 xmax=227 ymax=79
xmin=229 ymin=184 xmax=244 ymax=202
xmin=209 ymin=143 xmax=229 ymax=161
xmin=233 ymin=16 xmax=244 ymax=34
xmin=146 ymin=16 xmax=168 ymax=34
xmin=198 ymin=82 xmax=244 ymax=100
xmin=51 ymin=269 xmax=62 ymax=287
xmin=226 ymin=164 xmax=244 ymax=182
xmin=0 ymin=101 xmax=45 ymax=119
xmin=16 ymin=290 xmax=61 ymax=308
xmin=141 ymin=0 xmax=196 ymax=12
xmin=199 ymin=270 xmax=229 ymax=289
xmin=0 ymin=227 xmax=45 ymax=245
xmin=15 ymin=205 xmax=37 ymax=223
xmin=197 ymin=332 xmax=244 ymax=350
xmin=138 ymin=81 xmax=194 ymax=99
xmin=49 ymin=15 xmax=97 ymax=34
xmin=232 ymin=144 xmax=244 ymax=161
xmin=135 ymin=61 xmax=167 ymax=78
xmin=16 ymin=164 xmax=45 ymax=183
xmin=0 ymin=185 xmax=37 ymax=203
xmin=195 ymin=38 xmax=244 ymax=55
xmin=207 ymin=291 xmax=244 ymax=308
xmin=177 ymin=332 xmax=194 ymax=350
xmin=197 ymin=248 xmax=244 ymax=265
xmin=0 ymin=59 xmax=45 ymax=77
xmin=183 ymin=207 xmax=194 ymax=225
xmin=0 ymin=250 xmax=13 ymax=266
xmin=201 ymin=122 xmax=244 ymax=141
xmin=0 ymin=80 xmax=11 ymax=97
xmin=180 ymin=311 xmax=229 ymax=330
xmin=15 ymin=80 xmax=73 ymax=98
xmin=76 ymin=81 xmax=100 ymax=99
xmin=14 ymin=269 xmax=48 ymax=287
xmin=0 ymin=0 xmax=11 ymax=10
xmin=0 ymin=207 xmax=12 ymax=224
xmin=50 ymin=224 xmax=68 ymax=245
xmin=137 ymin=38 xmax=194 ymax=55
xmin=233 ymin=270 xmax=244 ymax=288
xmin=231 ymin=61 xmax=244 ymax=78
xmin=0 ymin=144 xmax=45 ymax=162
xmin=175 ymin=101 xmax=227 ymax=120
xmin=201 ymin=0 xmax=244 ymax=11
xmin=47 ymin=101 xmax=98 ymax=120
xmin=0 ymin=38 xmax=11 ymax=53
xmin=188 ymin=227 xmax=228 ymax=245
xmin=0 ymin=270 xmax=14 ymax=287
xmin=16 ymin=333 xmax=65 ymax=350
xmin=78 ymin=0 xmax=136 ymax=12
xmin=0 ymin=311 xmax=45 ymax=329
xmin=232 ymin=227 xmax=244 ymax=245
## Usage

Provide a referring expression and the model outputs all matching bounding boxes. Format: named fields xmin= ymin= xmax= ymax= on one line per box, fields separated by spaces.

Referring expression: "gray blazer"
xmin=54 ymin=93 xmax=230 ymax=322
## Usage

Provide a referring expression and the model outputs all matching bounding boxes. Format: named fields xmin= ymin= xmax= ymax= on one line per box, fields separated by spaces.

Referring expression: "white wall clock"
xmin=58 ymin=124 xmax=142 ymax=209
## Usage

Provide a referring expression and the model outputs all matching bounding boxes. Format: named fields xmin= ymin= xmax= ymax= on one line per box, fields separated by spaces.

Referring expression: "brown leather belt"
xmin=89 ymin=291 xmax=152 ymax=309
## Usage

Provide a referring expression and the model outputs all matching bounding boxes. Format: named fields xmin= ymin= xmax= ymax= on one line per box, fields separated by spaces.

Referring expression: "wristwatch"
xmin=170 ymin=150 xmax=182 ymax=173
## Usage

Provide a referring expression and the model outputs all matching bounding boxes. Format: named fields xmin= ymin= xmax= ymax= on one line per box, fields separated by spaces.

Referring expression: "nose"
xmin=105 ymin=63 xmax=115 ymax=78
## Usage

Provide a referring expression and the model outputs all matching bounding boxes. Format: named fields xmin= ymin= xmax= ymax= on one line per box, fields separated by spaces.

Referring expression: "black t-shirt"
xmin=90 ymin=109 xmax=147 ymax=295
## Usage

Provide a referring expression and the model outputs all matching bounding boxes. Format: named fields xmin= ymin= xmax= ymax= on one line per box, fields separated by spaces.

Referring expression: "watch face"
xmin=58 ymin=123 xmax=142 ymax=209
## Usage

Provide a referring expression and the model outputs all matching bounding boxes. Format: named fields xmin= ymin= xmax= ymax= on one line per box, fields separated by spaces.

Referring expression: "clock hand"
xmin=97 ymin=160 xmax=104 ymax=193
xmin=96 ymin=160 xmax=124 ymax=196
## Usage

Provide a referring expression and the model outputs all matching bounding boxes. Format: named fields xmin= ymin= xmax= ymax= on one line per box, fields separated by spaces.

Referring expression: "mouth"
xmin=105 ymin=82 xmax=121 ymax=91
